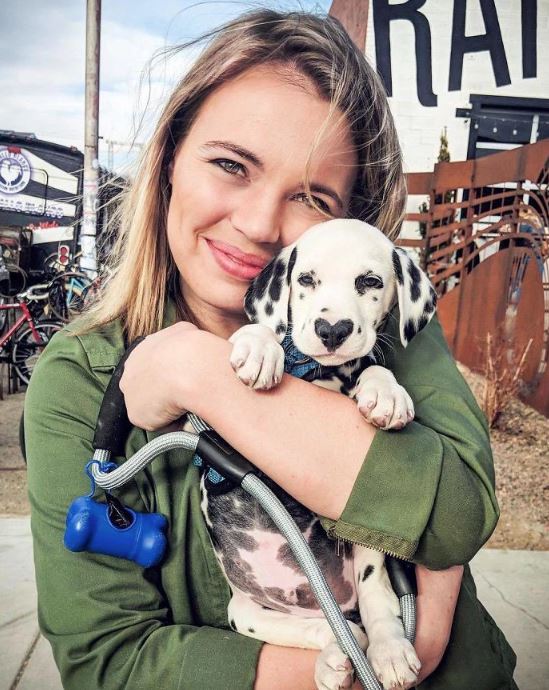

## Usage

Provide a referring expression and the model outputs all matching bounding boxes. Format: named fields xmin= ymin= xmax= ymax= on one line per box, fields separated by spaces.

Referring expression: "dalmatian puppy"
xmin=199 ymin=219 xmax=436 ymax=690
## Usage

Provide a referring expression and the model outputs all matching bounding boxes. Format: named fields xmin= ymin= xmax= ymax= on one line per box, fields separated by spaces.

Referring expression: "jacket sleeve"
xmin=25 ymin=329 xmax=262 ymax=690
xmin=321 ymin=313 xmax=499 ymax=570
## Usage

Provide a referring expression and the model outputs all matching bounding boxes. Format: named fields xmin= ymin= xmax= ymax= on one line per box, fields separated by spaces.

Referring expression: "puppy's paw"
xmin=315 ymin=642 xmax=354 ymax=690
xmin=367 ymin=636 xmax=420 ymax=690
xmin=353 ymin=366 xmax=414 ymax=430
xmin=229 ymin=324 xmax=285 ymax=390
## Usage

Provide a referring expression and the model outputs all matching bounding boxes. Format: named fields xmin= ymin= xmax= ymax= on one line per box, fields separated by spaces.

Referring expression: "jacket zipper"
xmin=335 ymin=534 xmax=413 ymax=562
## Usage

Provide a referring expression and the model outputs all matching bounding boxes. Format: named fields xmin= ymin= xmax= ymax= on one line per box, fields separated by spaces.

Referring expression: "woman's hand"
xmin=119 ymin=321 xmax=201 ymax=430
xmin=409 ymin=563 xmax=464 ymax=685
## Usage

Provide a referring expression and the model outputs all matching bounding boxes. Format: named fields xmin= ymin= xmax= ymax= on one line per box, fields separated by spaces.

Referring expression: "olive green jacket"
xmin=25 ymin=306 xmax=517 ymax=689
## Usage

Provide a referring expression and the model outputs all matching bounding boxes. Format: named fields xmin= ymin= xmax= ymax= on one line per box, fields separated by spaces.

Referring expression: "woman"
xmin=25 ymin=9 xmax=517 ymax=690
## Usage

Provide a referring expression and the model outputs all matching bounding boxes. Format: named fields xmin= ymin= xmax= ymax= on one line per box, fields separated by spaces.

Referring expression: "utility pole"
xmin=80 ymin=0 xmax=101 ymax=277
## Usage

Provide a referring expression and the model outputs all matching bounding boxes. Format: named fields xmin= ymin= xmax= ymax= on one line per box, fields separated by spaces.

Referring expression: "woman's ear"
xmin=243 ymin=243 xmax=298 ymax=342
xmin=392 ymin=247 xmax=437 ymax=346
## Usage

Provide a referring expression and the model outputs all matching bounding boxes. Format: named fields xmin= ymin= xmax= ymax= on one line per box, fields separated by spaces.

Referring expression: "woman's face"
xmin=167 ymin=64 xmax=357 ymax=336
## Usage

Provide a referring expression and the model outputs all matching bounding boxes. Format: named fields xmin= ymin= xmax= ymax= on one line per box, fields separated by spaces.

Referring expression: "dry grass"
xmin=458 ymin=362 xmax=548 ymax=550
xmin=482 ymin=332 xmax=533 ymax=429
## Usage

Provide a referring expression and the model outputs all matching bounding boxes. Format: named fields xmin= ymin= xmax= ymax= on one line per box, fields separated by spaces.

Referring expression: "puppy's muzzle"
xmin=314 ymin=318 xmax=354 ymax=352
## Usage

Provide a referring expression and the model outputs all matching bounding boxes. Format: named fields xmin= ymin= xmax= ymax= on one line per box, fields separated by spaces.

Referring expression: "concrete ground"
xmin=0 ymin=518 xmax=547 ymax=690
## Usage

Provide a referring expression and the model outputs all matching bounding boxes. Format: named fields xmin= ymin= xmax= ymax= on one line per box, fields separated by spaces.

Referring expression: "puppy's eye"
xmin=355 ymin=274 xmax=383 ymax=294
xmin=297 ymin=272 xmax=315 ymax=287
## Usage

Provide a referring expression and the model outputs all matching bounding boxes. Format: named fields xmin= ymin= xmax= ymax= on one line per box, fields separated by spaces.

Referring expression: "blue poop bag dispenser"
xmin=64 ymin=337 xmax=168 ymax=568
xmin=64 ymin=462 xmax=168 ymax=568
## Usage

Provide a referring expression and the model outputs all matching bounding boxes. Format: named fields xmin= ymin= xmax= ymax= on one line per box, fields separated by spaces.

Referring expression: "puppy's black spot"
xmin=361 ymin=565 xmax=374 ymax=582
xmin=232 ymin=531 xmax=259 ymax=551
xmin=321 ymin=307 xmax=328 ymax=313
xmin=417 ymin=315 xmax=428 ymax=333
xmin=244 ymin=288 xmax=257 ymax=320
xmin=230 ymin=618 xmax=236 ymax=631
xmin=248 ymin=627 xmax=255 ymax=633
xmin=408 ymin=260 xmax=422 ymax=302
xmin=404 ymin=319 xmax=417 ymax=343
xmin=252 ymin=260 xmax=275 ymax=302
xmin=373 ymin=296 xmax=378 ymax=302
xmin=299 ymin=293 xmax=304 ymax=300
xmin=275 ymin=321 xmax=286 ymax=336
xmin=317 ymin=279 xmax=322 ymax=286
xmin=269 ymin=259 xmax=286 ymax=302
xmin=265 ymin=302 xmax=273 ymax=316
xmin=344 ymin=609 xmax=363 ymax=627
xmin=392 ymin=249 xmax=404 ymax=285
xmin=287 ymin=247 xmax=298 ymax=286
xmin=423 ymin=288 xmax=437 ymax=314
xmin=357 ymin=326 xmax=362 ymax=334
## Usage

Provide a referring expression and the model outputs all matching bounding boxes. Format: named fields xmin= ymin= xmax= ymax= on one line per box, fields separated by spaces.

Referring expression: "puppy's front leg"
xmin=354 ymin=546 xmax=420 ymax=690
xmin=228 ymin=592 xmax=367 ymax=690
xmin=352 ymin=366 xmax=414 ymax=430
xmin=229 ymin=324 xmax=285 ymax=389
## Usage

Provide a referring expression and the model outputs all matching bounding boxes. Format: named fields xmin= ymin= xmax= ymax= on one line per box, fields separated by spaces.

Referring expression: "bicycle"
xmin=0 ymin=286 xmax=63 ymax=386
xmin=47 ymin=271 xmax=93 ymax=322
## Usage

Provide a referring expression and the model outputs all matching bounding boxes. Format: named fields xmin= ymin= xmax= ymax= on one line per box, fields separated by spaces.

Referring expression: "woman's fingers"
xmin=120 ymin=322 xmax=199 ymax=430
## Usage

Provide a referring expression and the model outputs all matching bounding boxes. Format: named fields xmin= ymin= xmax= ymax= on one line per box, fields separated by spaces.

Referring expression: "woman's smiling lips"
xmin=205 ymin=238 xmax=270 ymax=280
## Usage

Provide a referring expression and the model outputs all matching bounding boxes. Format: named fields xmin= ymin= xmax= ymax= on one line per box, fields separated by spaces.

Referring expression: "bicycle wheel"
xmin=0 ymin=296 xmax=7 ymax=332
xmin=48 ymin=272 xmax=91 ymax=322
xmin=0 ymin=264 xmax=27 ymax=298
xmin=11 ymin=320 xmax=63 ymax=385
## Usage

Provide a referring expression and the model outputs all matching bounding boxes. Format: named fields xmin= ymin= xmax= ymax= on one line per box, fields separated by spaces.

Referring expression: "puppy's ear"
xmin=392 ymin=248 xmax=437 ymax=347
xmin=244 ymin=244 xmax=298 ymax=342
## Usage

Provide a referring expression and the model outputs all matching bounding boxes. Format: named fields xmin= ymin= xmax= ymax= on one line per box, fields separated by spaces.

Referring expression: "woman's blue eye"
xmin=294 ymin=193 xmax=331 ymax=213
xmin=214 ymin=159 xmax=245 ymax=176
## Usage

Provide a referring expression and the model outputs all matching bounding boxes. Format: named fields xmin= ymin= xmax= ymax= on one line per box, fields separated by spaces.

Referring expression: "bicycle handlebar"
xmin=17 ymin=284 xmax=50 ymax=301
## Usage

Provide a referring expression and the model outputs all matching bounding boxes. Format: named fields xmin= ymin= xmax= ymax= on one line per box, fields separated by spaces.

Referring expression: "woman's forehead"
xmin=184 ymin=66 xmax=357 ymax=176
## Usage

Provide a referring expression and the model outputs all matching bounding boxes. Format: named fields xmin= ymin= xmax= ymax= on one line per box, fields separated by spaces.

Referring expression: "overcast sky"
xmin=1 ymin=0 xmax=331 ymax=172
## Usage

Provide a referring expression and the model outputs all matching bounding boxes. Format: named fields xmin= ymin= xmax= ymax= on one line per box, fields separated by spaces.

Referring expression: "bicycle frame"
xmin=0 ymin=301 xmax=42 ymax=352
xmin=65 ymin=275 xmax=88 ymax=302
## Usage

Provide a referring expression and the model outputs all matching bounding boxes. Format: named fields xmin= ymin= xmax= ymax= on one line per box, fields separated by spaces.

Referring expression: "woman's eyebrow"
xmin=201 ymin=139 xmax=343 ymax=209
xmin=201 ymin=140 xmax=263 ymax=169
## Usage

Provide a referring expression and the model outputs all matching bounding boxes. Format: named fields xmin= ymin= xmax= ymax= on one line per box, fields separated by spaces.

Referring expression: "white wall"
xmin=364 ymin=0 xmax=549 ymax=174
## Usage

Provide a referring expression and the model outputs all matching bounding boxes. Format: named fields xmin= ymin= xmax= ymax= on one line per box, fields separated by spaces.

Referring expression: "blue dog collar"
xmin=281 ymin=333 xmax=319 ymax=379
xmin=192 ymin=456 xmax=226 ymax=486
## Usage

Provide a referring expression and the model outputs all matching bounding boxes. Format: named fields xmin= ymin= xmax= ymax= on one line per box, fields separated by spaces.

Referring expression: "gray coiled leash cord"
xmin=90 ymin=343 xmax=416 ymax=690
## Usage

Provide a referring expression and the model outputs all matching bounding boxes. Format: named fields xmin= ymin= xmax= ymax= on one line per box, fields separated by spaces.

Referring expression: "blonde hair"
xmin=80 ymin=8 xmax=406 ymax=341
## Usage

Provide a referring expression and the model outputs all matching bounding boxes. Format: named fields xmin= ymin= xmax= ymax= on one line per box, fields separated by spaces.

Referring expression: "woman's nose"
xmin=230 ymin=189 xmax=281 ymax=244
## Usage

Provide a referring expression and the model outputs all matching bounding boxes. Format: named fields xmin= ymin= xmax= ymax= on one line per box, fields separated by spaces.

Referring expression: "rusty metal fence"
xmin=399 ymin=141 xmax=549 ymax=416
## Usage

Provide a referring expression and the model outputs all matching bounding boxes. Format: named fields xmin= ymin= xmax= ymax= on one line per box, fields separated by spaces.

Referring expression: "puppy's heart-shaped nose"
xmin=314 ymin=318 xmax=353 ymax=351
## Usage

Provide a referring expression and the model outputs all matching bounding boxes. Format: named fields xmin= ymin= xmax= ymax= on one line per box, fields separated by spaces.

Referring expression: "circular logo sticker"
xmin=0 ymin=148 xmax=32 ymax=195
